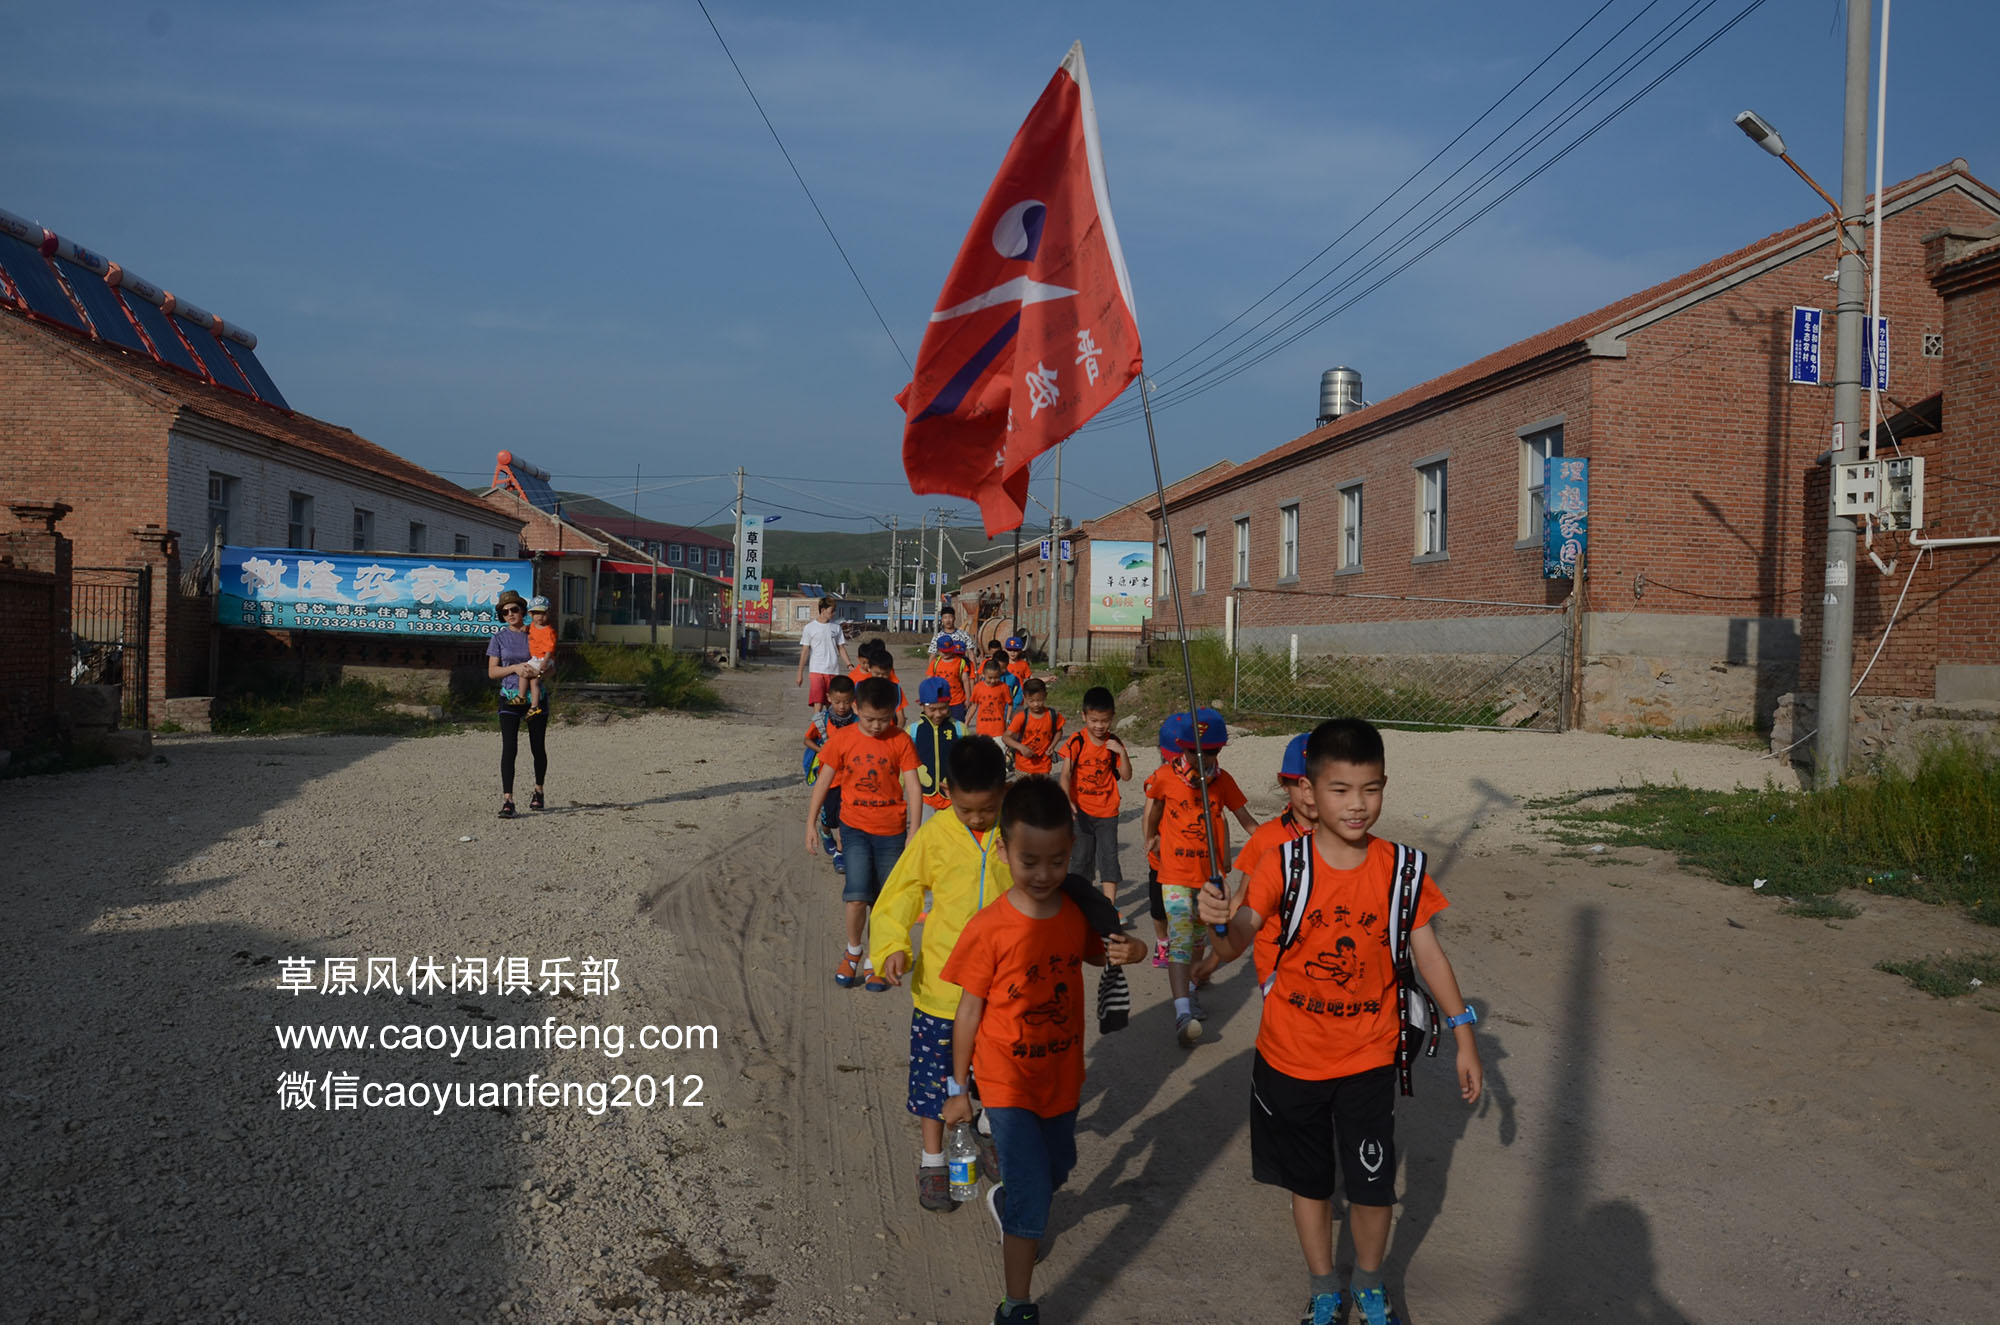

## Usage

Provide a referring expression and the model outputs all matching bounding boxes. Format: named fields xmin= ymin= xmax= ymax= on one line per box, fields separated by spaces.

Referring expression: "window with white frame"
xmin=286 ymin=492 xmax=315 ymax=549
xmin=1340 ymin=483 xmax=1364 ymax=570
xmin=207 ymin=473 xmax=239 ymax=543
xmin=1415 ymin=460 xmax=1448 ymax=557
xmin=668 ymin=543 xmax=683 ymax=564
xmin=1156 ymin=540 xmax=1172 ymax=597
xmin=351 ymin=508 xmax=374 ymax=552
xmin=707 ymin=548 xmax=721 ymax=571
xmin=407 ymin=521 xmax=427 ymax=554
xmin=1279 ymin=503 xmax=1299 ymax=579
xmin=1233 ymin=517 xmax=1250 ymax=586
xmin=1192 ymin=529 xmax=1207 ymax=593
xmin=1520 ymin=424 xmax=1564 ymax=542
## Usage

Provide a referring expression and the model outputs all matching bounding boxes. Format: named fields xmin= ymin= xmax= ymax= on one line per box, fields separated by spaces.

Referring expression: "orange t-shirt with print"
xmin=969 ymin=679 xmax=1012 ymax=737
xmin=1059 ymin=730 xmax=1124 ymax=819
xmin=1006 ymin=658 xmax=1031 ymax=687
xmin=1234 ymin=809 xmax=1309 ymax=879
xmin=940 ymin=892 xmax=1105 ymax=1117
xmin=1007 ymin=708 xmax=1066 ymax=775
xmin=816 ymin=723 xmax=919 ymax=837
xmin=926 ymin=655 xmax=969 ymax=707
xmin=1145 ymin=762 xmax=1248 ymax=887
xmin=1246 ymin=834 xmax=1448 ymax=1081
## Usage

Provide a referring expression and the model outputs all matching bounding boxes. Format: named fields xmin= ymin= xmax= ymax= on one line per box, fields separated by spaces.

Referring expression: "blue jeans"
xmin=838 ymin=825 xmax=906 ymax=905
xmin=985 ymin=1105 xmax=1077 ymax=1241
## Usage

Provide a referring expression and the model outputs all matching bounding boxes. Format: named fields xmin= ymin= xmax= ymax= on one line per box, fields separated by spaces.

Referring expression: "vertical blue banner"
xmin=1789 ymin=306 xmax=1823 ymax=384
xmin=1543 ymin=457 xmax=1589 ymax=581
xmin=1862 ymin=315 xmax=1890 ymax=390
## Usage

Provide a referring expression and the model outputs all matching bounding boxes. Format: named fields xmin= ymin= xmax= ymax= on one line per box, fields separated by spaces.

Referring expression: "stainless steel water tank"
xmin=1317 ymin=367 xmax=1364 ymax=425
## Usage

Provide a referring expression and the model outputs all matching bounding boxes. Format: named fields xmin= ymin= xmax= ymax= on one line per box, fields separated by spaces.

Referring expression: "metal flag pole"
xmin=1137 ymin=377 xmax=1226 ymax=931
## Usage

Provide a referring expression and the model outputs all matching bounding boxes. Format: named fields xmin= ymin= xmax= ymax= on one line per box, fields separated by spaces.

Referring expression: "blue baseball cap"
xmin=933 ymin=633 xmax=966 ymax=656
xmin=1004 ymin=635 xmax=1025 ymax=651
xmin=918 ymin=677 xmax=951 ymax=704
xmin=1279 ymin=731 xmax=1311 ymax=780
xmin=1165 ymin=707 xmax=1228 ymax=752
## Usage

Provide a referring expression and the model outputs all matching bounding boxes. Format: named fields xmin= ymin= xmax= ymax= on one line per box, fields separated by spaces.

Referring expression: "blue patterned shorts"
xmin=907 ymin=1009 xmax=955 ymax=1121
xmin=1161 ymin=885 xmax=1208 ymax=966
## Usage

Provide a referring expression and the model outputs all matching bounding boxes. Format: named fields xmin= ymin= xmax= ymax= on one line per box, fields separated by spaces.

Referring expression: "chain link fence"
xmin=1229 ymin=587 xmax=1574 ymax=731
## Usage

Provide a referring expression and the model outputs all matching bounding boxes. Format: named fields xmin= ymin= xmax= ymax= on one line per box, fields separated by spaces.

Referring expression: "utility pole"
xmin=727 ymin=465 xmax=744 ymax=668
xmin=1818 ymin=0 xmax=1872 ymax=787
xmin=935 ymin=512 xmax=948 ymax=634
xmin=1011 ymin=526 xmax=1021 ymax=642
xmin=917 ymin=509 xmax=929 ymax=634
xmin=886 ymin=515 xmax=900 ymax=634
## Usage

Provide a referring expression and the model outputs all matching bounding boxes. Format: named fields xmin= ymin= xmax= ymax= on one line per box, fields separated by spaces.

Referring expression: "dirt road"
xmin=5 ymin=658 xmax=1995 ymax=1323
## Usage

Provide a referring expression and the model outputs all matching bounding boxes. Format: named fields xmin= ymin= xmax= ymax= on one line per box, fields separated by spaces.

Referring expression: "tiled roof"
xmin=572 ymin=512 xmax=732 ymax=550
xmin=1 ymin=303 xmax=507 ymax=524
xmin=964 ymin=460 xmax=1238 ymax=580
xmin=1153 ymin=161 xmax=1998 ymax=510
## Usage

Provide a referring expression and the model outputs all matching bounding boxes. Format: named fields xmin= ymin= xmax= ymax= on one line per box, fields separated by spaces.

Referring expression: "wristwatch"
xmin=944 ymin=1077 xmax=966 ymax=1098
xmin=1445 ymin=1006 xmax=1479 ymax=1029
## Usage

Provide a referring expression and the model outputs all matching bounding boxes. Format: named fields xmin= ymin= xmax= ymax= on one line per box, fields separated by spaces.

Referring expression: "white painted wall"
xmin=167 ymin=426 xmax=521 ymax=557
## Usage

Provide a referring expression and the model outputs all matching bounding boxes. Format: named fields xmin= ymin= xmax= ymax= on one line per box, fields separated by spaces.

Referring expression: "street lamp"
xmin=1735 ymin=110 xmax=1850 ymax=251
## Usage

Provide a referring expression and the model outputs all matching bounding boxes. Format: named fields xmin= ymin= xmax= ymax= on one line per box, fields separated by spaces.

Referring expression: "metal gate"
xmin=1230 ymin=587 xmax=1575 ymax=732
xmin=71 ymin=565 xmax=152 ymax=727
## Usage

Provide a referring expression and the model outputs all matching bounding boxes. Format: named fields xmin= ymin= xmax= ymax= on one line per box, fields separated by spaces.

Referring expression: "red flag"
xmin=896 ymin=42 xmax=1141 ymax=536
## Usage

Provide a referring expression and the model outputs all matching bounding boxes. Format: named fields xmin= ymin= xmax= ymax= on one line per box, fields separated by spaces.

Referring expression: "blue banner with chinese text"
xmin=217 ymin=547 xmax=534 ymax=637
xmin=1543 ymin=458 xmax=1588 ymax=580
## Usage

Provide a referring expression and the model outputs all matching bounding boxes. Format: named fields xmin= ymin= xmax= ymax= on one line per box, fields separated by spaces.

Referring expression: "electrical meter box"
xmin=1836 ymin=456 xmax=1926 ymax=530
xmin=1880 ymin=455 xmax=1926 ymax=530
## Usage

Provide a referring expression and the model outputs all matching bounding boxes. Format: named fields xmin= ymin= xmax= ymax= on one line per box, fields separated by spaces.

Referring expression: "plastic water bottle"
xmin=946 ymin=1122 xmax=979 ymax=1201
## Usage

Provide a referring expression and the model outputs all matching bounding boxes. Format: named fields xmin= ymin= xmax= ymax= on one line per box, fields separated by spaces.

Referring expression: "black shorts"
xmin=1249 ymin=1054 xmax=1397 ymax=1206
xmin=1147 ymin=868 xmax=1166 ymax=921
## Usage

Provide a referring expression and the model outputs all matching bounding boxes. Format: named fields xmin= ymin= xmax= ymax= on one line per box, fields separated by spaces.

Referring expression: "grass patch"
xmin=1534 ymin=739 xmax=2000 ymax=915
xmin=1782 ymin=895 xmax=1861 ymax=921
xmin=1234 ymin=645 xmax=1507 ymax=731
xmin=1875 ymin=951 xmax=2000 ymax=998
xmin=1607 ymin=719 xmax=1768 ymax=750
xmin=1968 ymin=898 xmax=2000 ymax=928
xmin=213 ymin=679 xmax=472 ymax=737
xmin=561 ymin=643 xmax=720 ymax=710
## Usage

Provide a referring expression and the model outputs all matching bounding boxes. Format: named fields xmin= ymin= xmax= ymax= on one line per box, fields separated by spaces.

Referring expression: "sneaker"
xmin=1176 ymin=1009 xmax=1203 ymax=1046
xmin=832 ymin=850 xmax=846 ymax=875
xmin=984 ymin=1181 xmax=1006 ymax=1238
xmin=817 ymin=823 xmax=838 ymax=856
xmin=528 ymin=790 xmax=544 ymax=811
xmin=917 ymin=1164 xmax=954 ymax=1213
xmin=991 ymin=1300 xmax=1039 ymax=1323
xmin=974 ymin=1126 xmax=1001 ymax=1184
xmin=1352 ymin=1283 xmax=1402 ymax=1325
xmin=834 ymin=950 xmax=863 ymax=988
xmin=1300 ymin=1291 xmax=1343 ymax=1325
xmin=1186 ymin=991 xmax=1207 ymax=1025
xmin=1152 ymin=939 xmax=1169 ymax=969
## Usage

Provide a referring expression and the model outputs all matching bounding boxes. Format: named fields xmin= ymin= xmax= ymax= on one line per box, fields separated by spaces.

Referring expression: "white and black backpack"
xmin=1261 ymin=837 xmax=1441 ymax=1097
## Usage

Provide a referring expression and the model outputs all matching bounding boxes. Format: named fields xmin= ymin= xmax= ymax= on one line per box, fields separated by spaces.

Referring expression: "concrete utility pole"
xmin=727 ymin=466 xmax=744 ymax=668
xmin=1818 ymin=0 xmax=1872 ymax=787
xmin=934 ymin=512 xmax=948 ymax=633
xmin=917 ymin=509 xmax=929 ymax=634
xmin=886 ymin=515 xmax=900 ymax=634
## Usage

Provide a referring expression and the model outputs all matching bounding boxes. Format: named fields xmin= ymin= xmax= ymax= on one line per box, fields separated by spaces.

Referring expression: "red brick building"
xmin=1148 ymin=162 xmax=1999 ymax=732
xmin=0 ymin=209 xmax=524 ymax=720
xmin=1779 ymin=215 xmax=2000 ymax=759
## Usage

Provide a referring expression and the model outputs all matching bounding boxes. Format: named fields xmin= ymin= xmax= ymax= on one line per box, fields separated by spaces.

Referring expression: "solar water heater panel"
xmin=174 ymin=315 xmax=253 ymax=393
xmin=121 ymin=293 xmax=203 ymax=375
xmin=0 ymin=233 xmax=89 ymax=332
xmin=54 ymin=257 xmax=150 ymax=353
xmin=220 ymin=339 xmax=289 ymax=410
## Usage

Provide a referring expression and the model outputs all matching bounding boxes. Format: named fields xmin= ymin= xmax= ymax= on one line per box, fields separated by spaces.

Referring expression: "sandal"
xmin=529 ymin=790 xmax=545 ymax=811
xmin=498 ymin=800 xmax=516 ymax=819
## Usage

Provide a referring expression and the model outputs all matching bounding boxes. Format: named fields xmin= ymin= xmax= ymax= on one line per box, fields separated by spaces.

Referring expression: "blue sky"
xmin=7 ymin=1 xmax=1995 ymax=533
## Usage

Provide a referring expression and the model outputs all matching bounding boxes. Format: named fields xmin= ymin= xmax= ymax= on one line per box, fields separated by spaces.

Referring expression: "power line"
xmin=694 ymin=0 xmax=912 ymax=373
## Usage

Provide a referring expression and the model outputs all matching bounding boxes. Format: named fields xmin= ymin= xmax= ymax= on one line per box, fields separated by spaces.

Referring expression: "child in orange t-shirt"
xmin=925 ymin=636 xmax=972 ymax=724
xmin=968 ymin=657 xmax=1015 ymax=740
xmin=1003 ymin=678 xmax=1066 ymax=775
xmin=1003 ymin=635 xmax=1032 ymax=689
xmin=804 ymin=677 xmax=923 ymax=988
xmin=940 ymin=777 xmax=1144 ymax=1322
xmin=1197 ymin=717 xmax=1482 ymax=1325
xmin=524 ymin=596 xmax=558 ymax=717
xmin=1142 ymin=708 xmax=1257 ymax=1046
xmin=1057 ymin=686 xmax=1132 ymax=903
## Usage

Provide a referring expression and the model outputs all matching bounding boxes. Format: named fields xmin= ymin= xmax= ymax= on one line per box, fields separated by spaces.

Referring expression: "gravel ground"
xmin=5 ymin=660 xmax=1995 ymax=1324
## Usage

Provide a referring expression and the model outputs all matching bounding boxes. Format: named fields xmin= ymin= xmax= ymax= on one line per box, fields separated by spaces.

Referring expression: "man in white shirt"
xmin=795 ymin=597 xmax=853 ymax=710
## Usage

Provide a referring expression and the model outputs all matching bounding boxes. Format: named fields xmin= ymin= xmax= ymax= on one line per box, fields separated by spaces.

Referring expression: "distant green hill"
xmin=700 ymin=524 xmax=1020 ymax=591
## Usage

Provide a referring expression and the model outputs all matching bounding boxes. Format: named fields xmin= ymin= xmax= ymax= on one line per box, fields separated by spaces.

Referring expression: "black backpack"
xmin=1265 ymin=837 xmax=1441 ymax=1097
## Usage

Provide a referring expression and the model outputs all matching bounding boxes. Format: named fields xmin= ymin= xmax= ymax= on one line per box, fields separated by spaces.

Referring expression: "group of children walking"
xmin=799 ymin=632 xmax=1483 ymax=1325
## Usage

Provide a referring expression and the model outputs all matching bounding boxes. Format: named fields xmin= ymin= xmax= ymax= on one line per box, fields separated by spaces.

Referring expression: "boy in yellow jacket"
xmin=871 ymin=736 xmax=1015 ymax=1211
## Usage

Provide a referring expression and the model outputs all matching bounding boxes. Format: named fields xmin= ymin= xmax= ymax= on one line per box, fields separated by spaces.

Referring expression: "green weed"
xmin=561 ymin=643 xmax=720 ymax=710
xmin=1782 ymin=895 xmax=1861 ymax=920
xmin=213 ymin=680 xmax=449 ymax=737
xmin=1875 ymin=951 xmax=2000 ymax=998
xmin=1533 ymin=739 xmax=2000 ymax=912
